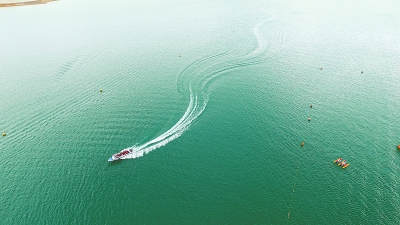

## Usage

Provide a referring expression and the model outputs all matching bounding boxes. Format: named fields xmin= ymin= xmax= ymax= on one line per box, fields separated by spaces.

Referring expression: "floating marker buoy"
xmin=308 ymin=118 xmax=311 ymax=121
xmin=397 ymin=145 xmax=400 ymax=150
xmin=361 ymin=70 xmax=363 ymax=73
xmin=301 ymin=142 xmax=304 ymax=146
xmin=310 ymin=104 xmax=313 ymax=108
xmin=100 ymin=89 xmax=103 ymax=92
xmin=2 ymin=132 xmax=6 ymax=136
xmin=320 ymin=67 xmax=323 ymax=70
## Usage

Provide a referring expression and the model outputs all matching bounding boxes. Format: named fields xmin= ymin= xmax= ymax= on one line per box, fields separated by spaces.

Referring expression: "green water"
xmin=1 ymin=0 xmax=399 ymax=224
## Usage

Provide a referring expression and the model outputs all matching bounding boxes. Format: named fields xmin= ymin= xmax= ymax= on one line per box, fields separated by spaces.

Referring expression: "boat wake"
xmin=114 ymin=6 xmax=281 ymax=160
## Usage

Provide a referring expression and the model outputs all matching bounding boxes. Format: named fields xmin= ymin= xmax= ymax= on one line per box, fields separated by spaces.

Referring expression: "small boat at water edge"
xmin=108 ymin=148 xmax=132 ymax=162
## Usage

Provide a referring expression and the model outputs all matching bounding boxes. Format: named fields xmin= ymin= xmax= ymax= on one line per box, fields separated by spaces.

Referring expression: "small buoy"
xmin=301 ymin=142 xmax=304 ymax=146
xmin=320 ymin=67 xmax=323 ymax=70
xmin=397 ymin=145 xmax=400 ymax=150
xmin=100 ymin=89 xmax=103 ymax=92
xmin=2 ymin=132 xmax=6 ymax=136
xmin=308 ymin=118 xmax=311 ymax=121
xmin=310 ymin=104 xmax=313 ymax=108
xmin=361 ymin=70 xmax=363 ymax=73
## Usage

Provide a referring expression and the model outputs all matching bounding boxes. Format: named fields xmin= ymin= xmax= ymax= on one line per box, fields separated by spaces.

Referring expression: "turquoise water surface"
xmin=1 ymin=0 xmax=399 ymax=224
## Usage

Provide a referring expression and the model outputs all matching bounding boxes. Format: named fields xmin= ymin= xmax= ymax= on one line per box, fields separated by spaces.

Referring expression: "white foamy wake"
xmin=121 ymin=88 xmax=207 ymax=159
xmin=116 ymin=7 xmax=277 ymax=160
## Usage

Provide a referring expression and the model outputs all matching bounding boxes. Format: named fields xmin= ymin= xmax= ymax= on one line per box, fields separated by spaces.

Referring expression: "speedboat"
xmin=108 ymin=149 xmax=132 ymax=162
xmin=333 ymin=157 xmax=342 ymax=163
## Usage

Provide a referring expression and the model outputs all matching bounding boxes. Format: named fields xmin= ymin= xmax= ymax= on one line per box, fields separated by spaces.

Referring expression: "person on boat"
xmin=334 ymin=158 xmax=342 ymax=163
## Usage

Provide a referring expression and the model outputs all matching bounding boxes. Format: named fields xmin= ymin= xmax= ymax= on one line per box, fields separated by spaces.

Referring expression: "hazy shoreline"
xmin=0 ymin=0 xmax=56 ymax=7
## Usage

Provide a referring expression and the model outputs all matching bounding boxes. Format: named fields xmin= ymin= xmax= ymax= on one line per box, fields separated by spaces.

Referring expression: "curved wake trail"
xmin=117 ymin=7 xmax=279 ymax=160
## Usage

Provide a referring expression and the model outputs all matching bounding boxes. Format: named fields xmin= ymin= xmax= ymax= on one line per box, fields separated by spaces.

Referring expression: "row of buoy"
xmin=4 ymin=89 xmax=106 ymax=138
xmin=302 ymin=102 xmax=399 ymax=153
xmin=300 ymin=103 xmax=313 ymax=146
xmin=290 ymin=104 xmax=312 ymax=220
xmin=2 ymin=88 xmax=104 ymax=138
xmin=319 ymin=67 xmax=364 ymax=73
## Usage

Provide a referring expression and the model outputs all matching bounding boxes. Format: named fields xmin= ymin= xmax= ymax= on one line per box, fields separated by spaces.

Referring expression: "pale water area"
xmin=0 ymin=0 xmax=399 ymax=224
